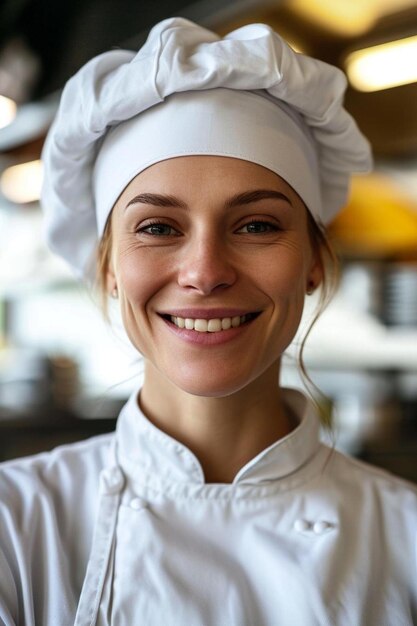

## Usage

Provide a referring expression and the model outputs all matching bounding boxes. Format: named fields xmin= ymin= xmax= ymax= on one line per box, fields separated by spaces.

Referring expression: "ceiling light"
xmin=346 ymin=35 xmax=417 ymax=92
xmin=1 ymin=159 xmax=44 ymax=204
xmin=0 ymin=95 xmax=17 ymax=129
xmin=290 ymin=0 xmax=375 ymax=36
xmin=290 ymin=0 xmax=417 ymax=37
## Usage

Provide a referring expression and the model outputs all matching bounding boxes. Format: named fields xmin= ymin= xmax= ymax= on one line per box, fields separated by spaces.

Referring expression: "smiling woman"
xmin=96 ymin=162 xmax=336 ymax=407
xmin=107 ymin=158 xmax=318 ymax=403
xmin=0 ymin=16 xmax=416 ymax=626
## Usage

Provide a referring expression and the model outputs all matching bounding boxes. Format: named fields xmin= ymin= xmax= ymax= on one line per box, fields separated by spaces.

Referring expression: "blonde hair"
xmin=299 ymin=211 xmax=340 ymax=425
xmin=96 ymin=214 xmax=113 ymax=321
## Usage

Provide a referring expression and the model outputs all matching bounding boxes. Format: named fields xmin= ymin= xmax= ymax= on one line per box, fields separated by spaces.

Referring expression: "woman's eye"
xmin=237 ymin=221 xmax=279 ymax=234
xmin=137 ymin=222 xmax=178 ymax=236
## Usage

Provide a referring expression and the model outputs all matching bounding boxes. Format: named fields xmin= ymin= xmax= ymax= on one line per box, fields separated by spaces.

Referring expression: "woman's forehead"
xmin=117 ymin=155 xmax=299 ymax=204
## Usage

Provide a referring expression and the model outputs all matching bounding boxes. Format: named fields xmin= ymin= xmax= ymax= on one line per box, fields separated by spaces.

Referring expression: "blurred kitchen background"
xmin=0 ymin=0 xmax=417 ymax=480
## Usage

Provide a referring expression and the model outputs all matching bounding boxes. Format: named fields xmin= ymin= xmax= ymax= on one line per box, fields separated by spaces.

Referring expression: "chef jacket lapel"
xmin=74 ymin=440 xmax=124 ymax=626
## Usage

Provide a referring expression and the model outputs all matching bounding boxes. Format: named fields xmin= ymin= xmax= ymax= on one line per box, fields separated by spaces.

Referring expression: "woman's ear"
xmin=106 ymin=261 xmax=118 ymax=299
xmin=306 ymin=251 xmax=324 ymax=295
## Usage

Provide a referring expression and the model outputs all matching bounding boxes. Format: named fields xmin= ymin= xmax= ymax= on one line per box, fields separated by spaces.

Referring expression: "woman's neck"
xmin=138 ymin=361 xmax=295 ymax=483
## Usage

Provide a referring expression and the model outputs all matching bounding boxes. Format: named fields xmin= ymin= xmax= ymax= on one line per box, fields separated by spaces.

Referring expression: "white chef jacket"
xmin=0 ymin=388 xmax=416 ymax=626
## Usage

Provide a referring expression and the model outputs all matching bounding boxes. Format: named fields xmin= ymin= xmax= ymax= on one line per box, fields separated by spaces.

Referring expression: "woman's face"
xmin=108 ymin=156 xmax=322 ymax=397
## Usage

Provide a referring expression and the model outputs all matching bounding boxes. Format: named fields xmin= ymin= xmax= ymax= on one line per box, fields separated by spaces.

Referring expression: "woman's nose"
xmin=177 ymin=237 xmax=237 ymax=295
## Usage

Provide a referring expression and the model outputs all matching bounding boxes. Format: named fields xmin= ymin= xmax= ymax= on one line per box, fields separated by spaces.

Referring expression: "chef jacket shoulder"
xmin=324 ymin=445 xmax=417 ymax=502
xmin=0 ymin=432 xmax=114 ymax=626
xmin=318 ymin=445 xmax=417 ymax=539
xmin=0 ymin=431 xmax=112 ymax=524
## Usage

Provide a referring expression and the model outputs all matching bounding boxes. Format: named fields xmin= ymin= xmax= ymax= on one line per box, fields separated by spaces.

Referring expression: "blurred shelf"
xmin=297 ymin=292 xmax=417 ymax=370
xmin=0 ymin=414 xmax=117 ymax=462
xmin=358 ymin=443 xmax=417 ymax=484
xmin=0 ymin=395 xmax=124 ymax=461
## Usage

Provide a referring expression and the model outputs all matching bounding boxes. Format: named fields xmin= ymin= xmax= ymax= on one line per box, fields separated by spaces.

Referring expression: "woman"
xmin=0 ymin=16 xmax=416 ymax=626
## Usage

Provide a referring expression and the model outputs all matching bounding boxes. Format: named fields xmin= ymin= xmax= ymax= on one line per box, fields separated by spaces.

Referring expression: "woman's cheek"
xmin=121 ymin=256 xmax=154 ymax=302
xmin=118 ymin=247 xmax=173 ymax=310
xmin=261 ymin=250 xmax=308 ymax=296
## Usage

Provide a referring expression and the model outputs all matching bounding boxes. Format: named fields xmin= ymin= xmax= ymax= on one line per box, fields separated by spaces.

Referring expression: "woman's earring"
xmin=306 ymin=281 xmax=315 ymax=295
xmin=111 ymin=286 xmax=118 ymax=299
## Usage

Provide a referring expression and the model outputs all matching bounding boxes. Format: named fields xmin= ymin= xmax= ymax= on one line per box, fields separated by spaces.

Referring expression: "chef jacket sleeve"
xmin=0 ymin=464 xmax=35 ymax=626
xmin=0 ymin=455 xmax=76 ymax=626
xmin=0 ymin=546 xmax=18 ymax=626
xmin=0 ymin=438 xmax=107 ymax=626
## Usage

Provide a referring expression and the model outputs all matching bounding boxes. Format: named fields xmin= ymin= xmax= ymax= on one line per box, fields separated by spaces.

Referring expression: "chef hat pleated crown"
xmin=41 ymin=17 xmax=372 ymax=280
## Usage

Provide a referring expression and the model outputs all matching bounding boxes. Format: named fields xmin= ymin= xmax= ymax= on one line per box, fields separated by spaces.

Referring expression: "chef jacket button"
xmin=130 ymin=497 xmax=147 ymax=511
xmin=313 ymin=520 xmax=332 ymax=535
xmin=294 ymin=519 xmax=311 ymax=533
xmin=100 ymin=467 xmax=125 ymax=495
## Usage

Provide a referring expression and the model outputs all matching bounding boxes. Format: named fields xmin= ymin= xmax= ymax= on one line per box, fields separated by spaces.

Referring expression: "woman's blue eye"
xmin=140 ymin=223 xmax=176 ymax=236
xmin=239 ymin=221 xmax=278 ymax=234
xmin=138 ymin=220 xmax=278 ymax=236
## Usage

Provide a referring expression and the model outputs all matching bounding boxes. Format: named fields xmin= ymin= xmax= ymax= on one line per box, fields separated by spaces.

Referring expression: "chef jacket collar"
xmin=115 ymin=387 xmax=320 ymax=487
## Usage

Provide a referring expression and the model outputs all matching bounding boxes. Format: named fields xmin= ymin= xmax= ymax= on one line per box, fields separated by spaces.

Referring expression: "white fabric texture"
xmin=0 ymin=388 xmax=416 ymax=625
xmin=92 ymin=88 xmax=320 ymax=237
xmin=41 ymin=16 xmax=372 ymax=280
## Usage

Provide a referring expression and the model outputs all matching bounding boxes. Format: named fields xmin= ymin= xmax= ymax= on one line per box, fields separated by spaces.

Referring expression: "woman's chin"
xmin=165 ymin=366 xmax=257 ymax=399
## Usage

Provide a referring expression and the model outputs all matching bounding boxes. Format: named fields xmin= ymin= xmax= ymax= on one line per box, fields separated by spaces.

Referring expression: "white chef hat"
xmin=41 ymin=16 xmax=372 ymax=281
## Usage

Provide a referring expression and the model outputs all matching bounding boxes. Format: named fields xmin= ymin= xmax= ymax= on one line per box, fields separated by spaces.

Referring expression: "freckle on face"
xmin=109 ymin=156 xmax=317 ymax=398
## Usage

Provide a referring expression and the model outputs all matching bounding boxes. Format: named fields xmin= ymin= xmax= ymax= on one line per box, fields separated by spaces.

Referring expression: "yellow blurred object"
xmin=0 ymin=95 xmax=17 ymax=129
xmin=290 ymin=0 xmax=417 ymax=37
xmin=0 ymin=159 xmax=43 ymax=204
xmin=329 ymin=174 xmax=417 ymax=257
xmin=346 ymin=36 xmax=417 ymax=92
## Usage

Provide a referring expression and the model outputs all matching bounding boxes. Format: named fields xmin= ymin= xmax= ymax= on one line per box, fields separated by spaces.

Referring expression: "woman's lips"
xmin=158 ymin=311 xmax=261 ymax=346
xmin=158 ymin=308 xmax=258 ymax=319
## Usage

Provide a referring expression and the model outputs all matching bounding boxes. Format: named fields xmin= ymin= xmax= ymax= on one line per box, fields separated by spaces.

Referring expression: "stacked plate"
xmin=383 ymin=263 xmax=417 ymax=327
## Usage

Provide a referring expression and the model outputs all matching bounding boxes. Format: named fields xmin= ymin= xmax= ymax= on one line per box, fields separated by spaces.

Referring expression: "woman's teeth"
xmin=170 ymin=315 xmax=248 ymax=332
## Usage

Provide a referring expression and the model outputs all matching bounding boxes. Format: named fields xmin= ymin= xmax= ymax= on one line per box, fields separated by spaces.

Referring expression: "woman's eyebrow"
xmin=125 ymin=193 xmax=187 ymax=210
xmin=124 ymin=189 xmax=293 ymax=210
xmin=225 ymin=189 xmax=293 ymax=209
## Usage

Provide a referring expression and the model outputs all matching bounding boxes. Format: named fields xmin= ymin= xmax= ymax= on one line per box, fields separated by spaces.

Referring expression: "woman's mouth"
xmin=160 ymin=312 xmax=260 ymax=333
